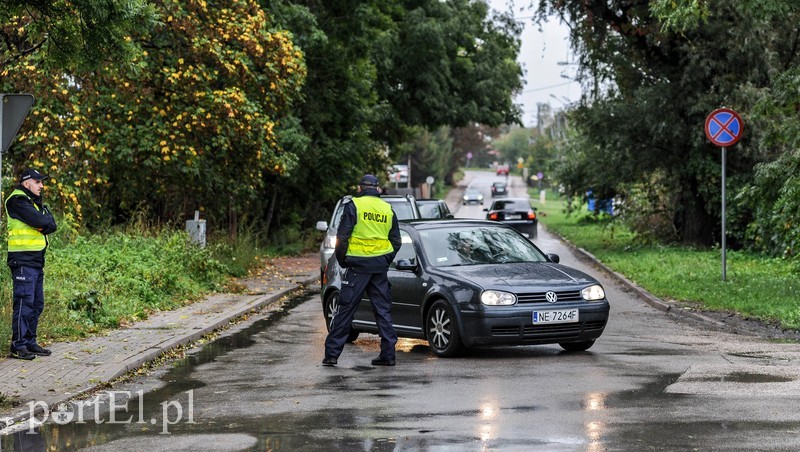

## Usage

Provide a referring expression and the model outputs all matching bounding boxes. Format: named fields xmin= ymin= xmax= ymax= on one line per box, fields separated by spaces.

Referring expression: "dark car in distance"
xmin=321 ymin=220 xmax=610 ymax=357
xmin=417 ymin=199 xmax=454 ymax=219
xmin=484 ymin=197 xmax=538 ymax=239
xmin=491 ymin=181 xmax=508 ymax=197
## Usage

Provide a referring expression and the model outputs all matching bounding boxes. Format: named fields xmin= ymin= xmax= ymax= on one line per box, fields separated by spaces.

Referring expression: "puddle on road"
xmin=687 ymin=372 xmax=794 ymax=383
xmin=1 ymin=294 xmax=313 ymax=451
xmin=5 ymin=293 xmax=800 ymax=450
xmin=602 ymin=373 xmax=800 ymax=448
xmin=611 ymin=347 xmax=698 ymax=356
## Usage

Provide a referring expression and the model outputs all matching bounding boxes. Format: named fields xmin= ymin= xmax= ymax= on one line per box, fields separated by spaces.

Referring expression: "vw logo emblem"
xmin=545 ymin=291 xmax=558 ymax=303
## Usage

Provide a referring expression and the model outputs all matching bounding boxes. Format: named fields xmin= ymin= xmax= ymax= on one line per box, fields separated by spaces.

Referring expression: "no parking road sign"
xmin=704 ymin=108 xmax=743 ymax=147
xmin=704 ymin=107 xmax=744 ymax=282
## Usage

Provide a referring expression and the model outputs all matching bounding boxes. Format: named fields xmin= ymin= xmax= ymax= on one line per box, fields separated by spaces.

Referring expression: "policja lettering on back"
xmin=362 ymin=211 xmax=388 ymax=223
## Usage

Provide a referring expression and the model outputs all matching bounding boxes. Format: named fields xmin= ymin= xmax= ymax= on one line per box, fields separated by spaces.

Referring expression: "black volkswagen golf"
xmin=321 ymin=220 xmax=610 ymax=357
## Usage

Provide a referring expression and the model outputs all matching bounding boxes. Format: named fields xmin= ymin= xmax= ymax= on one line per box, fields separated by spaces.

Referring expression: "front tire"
xmin=426 ymin=300 xmax=463 ymax=357
xmin=559 ymin=340 xmax=595 ymax=352
xmin=323 ymin=290 xmax=360 ymax=342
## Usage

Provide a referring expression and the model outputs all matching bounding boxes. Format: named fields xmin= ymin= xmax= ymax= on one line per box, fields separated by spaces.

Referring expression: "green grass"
xmin=0 ymin=225 xmax=305 ymax=353
xmin=535 ymin=195 xmax=800 ymax=330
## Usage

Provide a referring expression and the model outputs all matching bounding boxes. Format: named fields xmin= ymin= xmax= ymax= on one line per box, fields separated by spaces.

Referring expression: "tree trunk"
xmin=674 ymin=178 xmax=715 ymax=246
xmin=264 ymin=187 xmax=278 ymax=239
xmin=228 ymin=196 xmax=237 ymax=240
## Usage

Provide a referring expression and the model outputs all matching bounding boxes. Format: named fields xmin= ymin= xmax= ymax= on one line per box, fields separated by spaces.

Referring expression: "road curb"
xmin=107 ymin=274 xmax=320 ymax=382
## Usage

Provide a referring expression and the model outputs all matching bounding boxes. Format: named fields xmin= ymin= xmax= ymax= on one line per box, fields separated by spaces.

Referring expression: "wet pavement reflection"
xmin=3 ymin=283 xmax=800 ymax=450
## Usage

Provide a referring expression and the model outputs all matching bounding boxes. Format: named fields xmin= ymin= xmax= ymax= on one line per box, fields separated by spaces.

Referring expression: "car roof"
xmin=492 ymin=181 xmax=506 ymax=185
xmin=416 ymin=198 xmax=445 ymax=203
xmin=402 ymin=219 xmax=505 ymax=230
xmin=490 ymin=197 xmax=528 ymax=202
xmin=381 ymin=194 xmax=415 ymax=199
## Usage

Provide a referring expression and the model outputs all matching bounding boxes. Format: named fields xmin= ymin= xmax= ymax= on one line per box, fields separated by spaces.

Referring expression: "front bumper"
xmin=458 ymin=301 xmax=609 ymax=347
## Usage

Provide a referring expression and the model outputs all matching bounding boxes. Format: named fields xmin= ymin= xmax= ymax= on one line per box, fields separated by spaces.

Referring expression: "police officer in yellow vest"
xmin=5 ymin=168 xmax=57 ymax=360
xmin=323 ymin=174 xmax=402 ymax=367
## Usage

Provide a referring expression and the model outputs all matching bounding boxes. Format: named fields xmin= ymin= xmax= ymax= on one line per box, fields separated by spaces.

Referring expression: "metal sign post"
xmin=721 ymin=146 xmax=727 ymax=281
xmin=704 ymin=107 xmax=743 ymax=282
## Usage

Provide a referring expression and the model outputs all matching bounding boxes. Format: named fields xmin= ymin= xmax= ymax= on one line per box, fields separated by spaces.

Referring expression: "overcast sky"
xmin=488 ymin=0 xmax=582 ymax=127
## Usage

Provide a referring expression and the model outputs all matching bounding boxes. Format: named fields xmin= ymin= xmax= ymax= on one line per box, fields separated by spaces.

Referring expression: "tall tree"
xmin=0 ymin=0 xmax=158 ymax=70
xmin=265 ymin=0 xmax=523 ymax=231
xmin=2 ymin=0 xmax=306 ymax=230
xmin=535 ymin=0 xmax=792 ymax=245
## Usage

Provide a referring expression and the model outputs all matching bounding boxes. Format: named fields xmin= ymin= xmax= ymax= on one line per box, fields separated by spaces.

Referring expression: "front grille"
xmin=522 ymin=319 xmax=607 ymax=336
xmin=491 ymin=326 xmax=521 ymax=336
xmin=517 ymin=290 xmax=582 ymax=304
xmin=522 ymin=323 xmax=582 ymax=335
xmin=491 ymin=320 xmax=607 ymax=338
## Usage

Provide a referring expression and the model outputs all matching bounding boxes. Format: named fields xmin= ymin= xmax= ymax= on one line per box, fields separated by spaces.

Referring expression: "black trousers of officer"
xmin=324 ymin=268 xmax=397 ymax=361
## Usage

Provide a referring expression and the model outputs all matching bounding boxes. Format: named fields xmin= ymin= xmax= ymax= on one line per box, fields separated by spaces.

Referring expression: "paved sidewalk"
xmin=0 ymin=254 xmax=319 ymax=426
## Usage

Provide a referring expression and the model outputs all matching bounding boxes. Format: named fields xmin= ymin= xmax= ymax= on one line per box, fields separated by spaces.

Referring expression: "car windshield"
xmin=465 ymin=189 xmax=480 ymax=196
xmin=386 ymin=200 xmax=415 ymax=220
xmin=418 ymin=226 xmax=547 ymax=267
xmin=491 ymin=199 xmax=529 ymax=210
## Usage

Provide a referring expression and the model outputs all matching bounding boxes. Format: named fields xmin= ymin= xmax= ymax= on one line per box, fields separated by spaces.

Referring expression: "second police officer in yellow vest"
xmin=323 ymin=174 xmax=402 ymax=366
xmin=5 ymin=168 xmax=58 ymax=360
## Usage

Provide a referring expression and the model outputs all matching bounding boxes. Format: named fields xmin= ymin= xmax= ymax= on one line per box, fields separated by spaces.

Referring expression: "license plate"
xmin=532 ymin=309 xmax=579 ymax=324
xmin=504 ymin=214 xmax=521 ymax=220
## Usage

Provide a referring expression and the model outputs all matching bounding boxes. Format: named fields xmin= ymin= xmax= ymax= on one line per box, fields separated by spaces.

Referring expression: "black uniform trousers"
xmin=324 ymin=268 xmax=397 ymax=361
xmin=10 ymin=265 xmax=45 ymax=351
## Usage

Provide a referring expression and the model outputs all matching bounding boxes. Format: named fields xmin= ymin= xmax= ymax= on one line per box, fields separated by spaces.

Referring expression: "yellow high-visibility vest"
xmin=5 ymin=189 xmax=46 ymax=252
xmin=348 ymin=196 xmax=394 ymax=257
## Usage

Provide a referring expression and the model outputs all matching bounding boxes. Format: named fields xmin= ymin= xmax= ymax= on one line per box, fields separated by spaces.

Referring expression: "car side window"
xmin=391 ymin=202 xmax=414 ymax=220
xmin=391 ymin=231 xmax=416 ymax=268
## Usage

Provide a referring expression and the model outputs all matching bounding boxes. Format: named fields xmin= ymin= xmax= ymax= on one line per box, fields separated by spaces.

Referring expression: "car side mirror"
xmin=315 ymin=221 xmax=328 ymax=232
xmin=482 ymin=208 xmax=488 ymax=212
xmin=547 ymin=253 xmax=560 ymax=264
xmin=395 ymin=258 xmax=418 ymax=271
xmin=445 ymin=214 xmax=454 ymax=219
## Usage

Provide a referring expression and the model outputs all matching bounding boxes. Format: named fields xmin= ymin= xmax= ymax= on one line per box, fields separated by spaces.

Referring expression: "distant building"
xmin=537 ymin=102 xmax=554 ymax=136
xmin=537 ymin=102 xmax=568 ymax=141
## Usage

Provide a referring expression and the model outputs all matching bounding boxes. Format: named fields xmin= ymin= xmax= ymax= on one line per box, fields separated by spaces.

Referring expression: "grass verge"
xmin=0 ymin=226 xmax=308 ymax=354
xmin=533 ymin=193 xmax=800 ymax=330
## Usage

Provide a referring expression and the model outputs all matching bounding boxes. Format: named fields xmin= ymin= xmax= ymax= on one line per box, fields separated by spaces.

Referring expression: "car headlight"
xmin=478 ymin=195 xmax=483 ymax=200
xmin=581 ymin=284 xmax=605 ymax=301
xmin=323 ymin=235 xmax=337 ymax=249
xmin=481 ymin=290 xmax=517 ymax=306
xmin=463 ymin=195 xmax=469 ymax=201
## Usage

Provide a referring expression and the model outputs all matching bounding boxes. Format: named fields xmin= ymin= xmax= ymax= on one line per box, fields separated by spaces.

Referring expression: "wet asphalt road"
xmin=9 ymin=171 xmax=800 ymax=450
